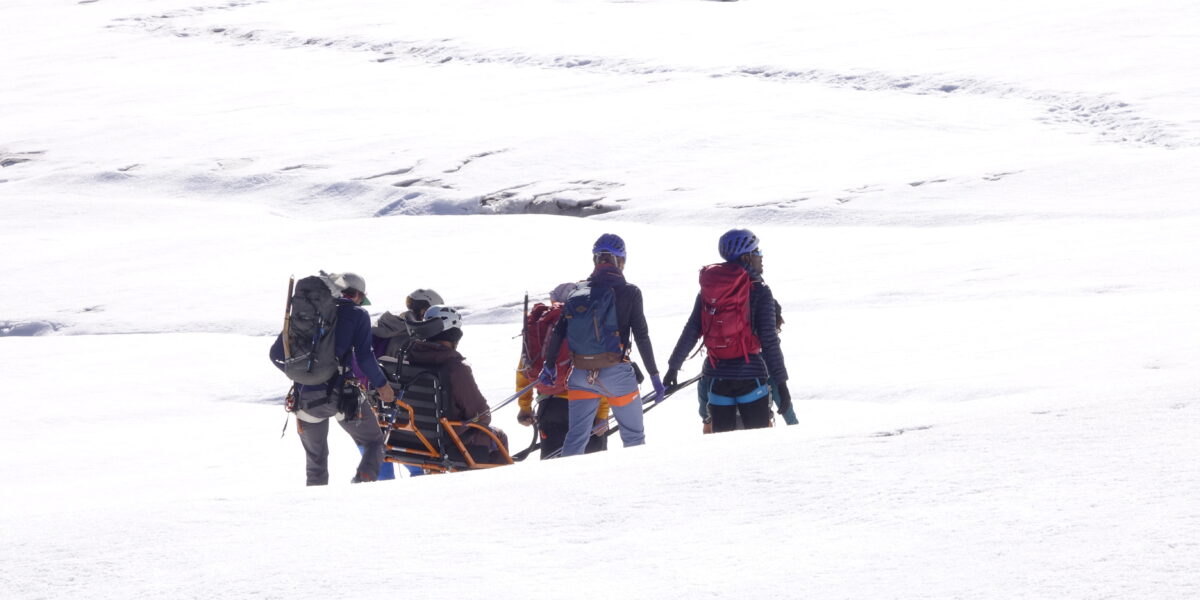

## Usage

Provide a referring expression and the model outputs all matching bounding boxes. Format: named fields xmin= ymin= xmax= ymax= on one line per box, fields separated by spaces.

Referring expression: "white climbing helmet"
xmin=422 ymin=305 xmax=462 ymax=331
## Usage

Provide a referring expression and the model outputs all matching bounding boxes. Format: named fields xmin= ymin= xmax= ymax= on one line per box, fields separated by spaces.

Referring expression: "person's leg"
xmin=465 ymin=445 xmax=492 ymax=465
xmin=488 ymin=427 xmax=511 ymax=463
xmin=609 ymin=396 xmax=646 ymax=448
xmin=537 ymin=397 xmax=569 ymax=460
xmin=584 ymin=429 xmax=609 ymax=454
xmin=561 ymin=397 xmax=601 ymax=457
xmin=738 ymin=396 xmax=773 ymax=430
xmin=709 ymin=404 xmax=740 ymax=433
xmin=357 ymin=446 xmax=396 ymax=480
xmin=377 ymin=462 xmax=396 ymax=480
xmin=296 ymin=417 xmax=331 ymax=486
xmin=339 ymin=400 xmax=385 ymax=482
xmin=697 ymin=375 xmax=712 ymax=422
xmin=707 ymin=378 xmax=740 ymax=433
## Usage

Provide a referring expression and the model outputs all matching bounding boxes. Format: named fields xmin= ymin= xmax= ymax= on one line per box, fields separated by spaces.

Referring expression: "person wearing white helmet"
xmin=365 ymin=288 xmax=446 ymax=479
xmin=405 ymin=306 xmax=510 ymax=464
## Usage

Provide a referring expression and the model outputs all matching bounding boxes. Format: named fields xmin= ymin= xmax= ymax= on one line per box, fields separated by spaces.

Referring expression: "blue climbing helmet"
xmin=718 ymin=228 xmax=759 ymax=261
xmin=592 ymin=233 xmax=627 ymax=258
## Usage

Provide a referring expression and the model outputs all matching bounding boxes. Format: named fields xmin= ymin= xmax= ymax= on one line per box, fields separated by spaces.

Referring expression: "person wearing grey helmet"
xmin=405 ymin=305 xmax=510 ymax=464
xmin=269 ymin=271 xmax=395 ymax=485
xmin=371 ymin=288 xmax=445 ymax=359
xmin=366 ymin=288 xmax=445 ymax=478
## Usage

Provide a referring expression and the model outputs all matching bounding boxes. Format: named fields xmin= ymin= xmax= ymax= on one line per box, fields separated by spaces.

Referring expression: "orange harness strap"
xmin=566 ymin=388 xmax=639 ymax=407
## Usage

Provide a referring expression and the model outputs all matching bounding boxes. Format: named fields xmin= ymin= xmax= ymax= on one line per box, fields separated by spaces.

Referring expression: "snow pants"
xmin=297 ymin=397 xmax=384 ymax=486
xmin=538 ymin=396 xmax=608 ymax=459
xmin=562 ymin=362 xmax=643 ymax=457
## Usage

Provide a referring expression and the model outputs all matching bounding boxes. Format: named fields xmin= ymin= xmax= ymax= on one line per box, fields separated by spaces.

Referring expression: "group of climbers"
xmin=269 ymin=228 xmax=793 ymax=484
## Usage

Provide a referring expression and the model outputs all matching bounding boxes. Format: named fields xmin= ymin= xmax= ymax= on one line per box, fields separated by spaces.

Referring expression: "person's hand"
xmin=650 ymin=373 xmax=667 ymax=402
xmin=538 ymin=363 xmax=556 ymax=387
xmin=775 ymin=381 xmax=792 ymax=416
xmin=662 ymin=368 xmax=679 ymax=392
xmin=376 ymin=383 xmax=395 ymax=405
xmin=702 ymin=418 xmax=713 ymax=435
xmin=591 ymin=418 xmax=610 ymax=436
xmin=517 ymin=408 xmax=535 ymax=427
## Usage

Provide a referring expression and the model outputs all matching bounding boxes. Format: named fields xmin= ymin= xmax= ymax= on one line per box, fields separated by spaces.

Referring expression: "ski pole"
xmin=511 ymin=421 xmax=542 ymax=462
xmin=468 ymin=381 xmax=537 ymax=424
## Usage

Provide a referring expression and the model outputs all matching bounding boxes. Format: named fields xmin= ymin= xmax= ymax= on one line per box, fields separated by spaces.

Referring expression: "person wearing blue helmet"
xmin=663 ymin=229 xmax=791 ymax=433
xmin=538 ymin=233 xmax=665 ymax=456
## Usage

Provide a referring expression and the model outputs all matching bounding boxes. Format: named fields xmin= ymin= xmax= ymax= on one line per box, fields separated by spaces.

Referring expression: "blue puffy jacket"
xmin=667 ymin=268 xmax=788 ymax=383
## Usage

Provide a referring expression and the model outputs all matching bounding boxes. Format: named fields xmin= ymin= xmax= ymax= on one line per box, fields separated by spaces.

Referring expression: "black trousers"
xmin=537 ymin=396 xmax=608 ymax=459
xmin=710 ymin=397 xmax=772 ymax=433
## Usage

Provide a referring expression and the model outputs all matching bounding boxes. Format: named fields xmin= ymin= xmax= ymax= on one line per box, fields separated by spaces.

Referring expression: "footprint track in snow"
xmin=106 ymin=4 xmax=1195 ymax=149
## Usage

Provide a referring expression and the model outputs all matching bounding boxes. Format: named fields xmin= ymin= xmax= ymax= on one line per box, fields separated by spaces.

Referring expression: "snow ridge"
xmin=109 ymin=3 xmax=1194 ymax=149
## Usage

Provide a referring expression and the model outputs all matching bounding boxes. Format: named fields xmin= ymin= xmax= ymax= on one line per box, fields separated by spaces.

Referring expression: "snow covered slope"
xmin=1 ymin=0 xmax=1198 ymax=598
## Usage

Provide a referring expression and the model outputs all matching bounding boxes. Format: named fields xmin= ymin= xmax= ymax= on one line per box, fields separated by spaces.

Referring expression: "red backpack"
xmin=698 ymin=263 xmax=761 ymax=365
xmin=521 ymin=303 xmax=571 ymax=395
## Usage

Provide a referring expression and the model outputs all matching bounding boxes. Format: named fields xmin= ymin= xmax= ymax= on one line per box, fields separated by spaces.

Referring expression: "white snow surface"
xmin=2 ymin=0 xmax=1199 ymax=598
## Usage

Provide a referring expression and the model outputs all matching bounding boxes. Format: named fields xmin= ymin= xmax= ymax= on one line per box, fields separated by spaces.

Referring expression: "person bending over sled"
xmin=664 ymin=229 xmax=792 ymax=434
xmin=539 ymin=233 xmax=665 ymax=457
xmin=516 ymin=282 xmax=609 ymax=459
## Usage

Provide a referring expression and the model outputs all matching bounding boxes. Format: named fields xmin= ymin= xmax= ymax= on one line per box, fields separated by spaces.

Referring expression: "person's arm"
xmin=351 ymin=309 xmax=388 ymax=389
xmin=515 ymin=363 xmax=535 ymax=426
xmin=628 ymin=286 xmax=659 ymax=375
xmin=269 ymin=334 xmax=286 ymax=371
xmin=516 ymin=359 xmax=534 ymax=410
xmin=541 ymin=317 xmax=567 ymax=374
xmin=667 ymin=295 xmax=704 ymax=371
xmin=755 ymin=285 xmax=788 ymax=384
xmin=597 ymin=397 xmax=611 ymax=421
xmin=456 ymin=363 xmax=492 ymax=427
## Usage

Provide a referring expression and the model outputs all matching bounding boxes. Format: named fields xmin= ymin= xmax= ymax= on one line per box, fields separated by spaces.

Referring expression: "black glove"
xmin=663 ymin=367 xmax=679 ymax=392
xmin=775 ymin=381 xmax=792 ymax=416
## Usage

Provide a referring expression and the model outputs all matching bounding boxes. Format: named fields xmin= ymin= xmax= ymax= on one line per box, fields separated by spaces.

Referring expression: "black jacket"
xmin=543 ymin=264 xmax=660 ymax=375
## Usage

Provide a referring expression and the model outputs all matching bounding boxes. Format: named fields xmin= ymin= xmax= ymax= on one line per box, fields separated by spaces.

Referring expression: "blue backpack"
xmin=563 ymin=282 xmax=624 ymax=369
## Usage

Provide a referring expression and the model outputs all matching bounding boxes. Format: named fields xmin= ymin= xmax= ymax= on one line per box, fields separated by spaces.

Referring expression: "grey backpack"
xmin=281 ymin=274 xmax=341 ymax=385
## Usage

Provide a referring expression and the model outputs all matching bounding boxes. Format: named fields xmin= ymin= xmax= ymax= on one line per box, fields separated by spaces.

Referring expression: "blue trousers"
xmin=562 ymin=397 xmax=645 ymax=456
xmin=358 ymin=449 xmax=424 ymax=479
